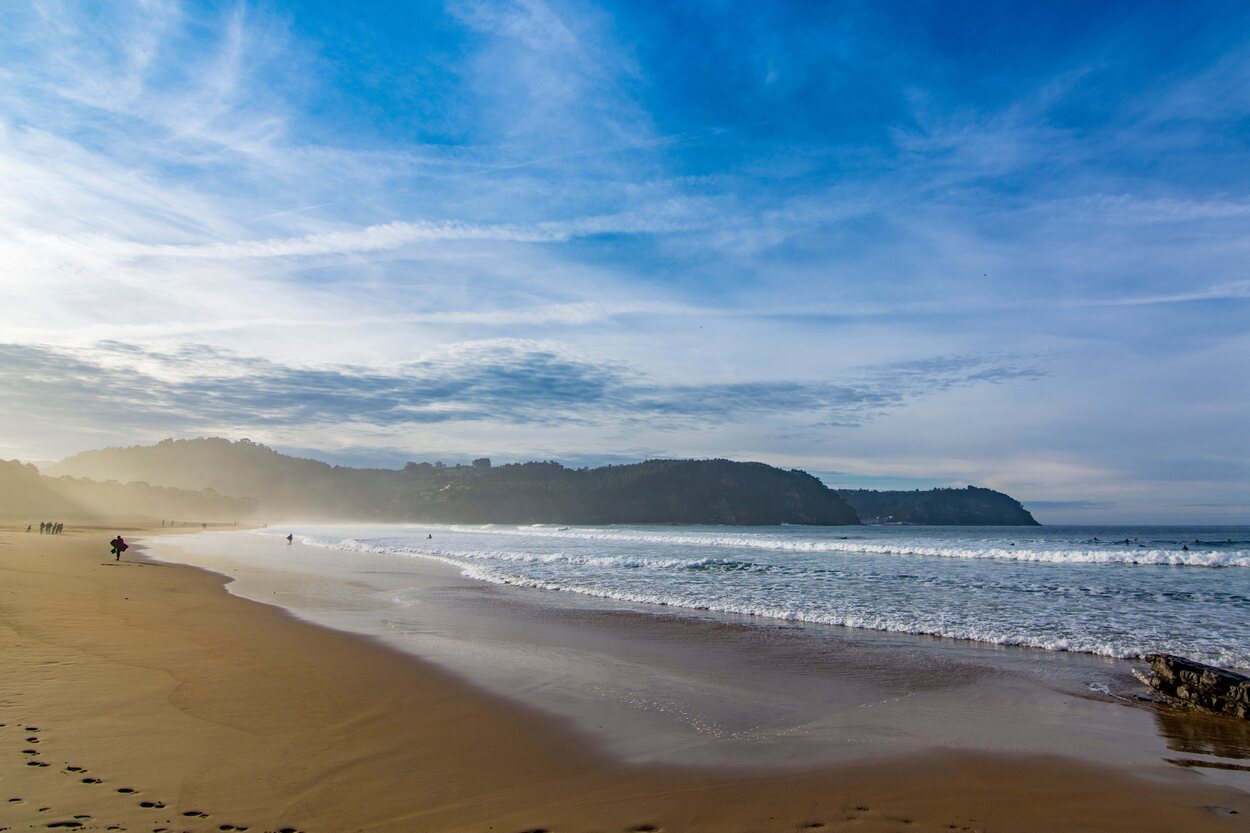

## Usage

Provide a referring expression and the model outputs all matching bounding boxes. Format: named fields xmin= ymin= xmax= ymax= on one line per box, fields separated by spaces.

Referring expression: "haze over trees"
xmin=0 ymin=458 xmax=255 ymax=522
xmin=48 ymin=438 xmax=1038 ymax=526
xmin=51 ymin=439 xmax=858 ymax=525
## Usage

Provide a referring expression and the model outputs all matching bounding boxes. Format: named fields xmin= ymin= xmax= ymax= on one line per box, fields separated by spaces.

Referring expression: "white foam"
xmin=269 ymin=524 xmax=1250 ymax=670
xmin=440 ymin=525 xmax=1250 ymax=567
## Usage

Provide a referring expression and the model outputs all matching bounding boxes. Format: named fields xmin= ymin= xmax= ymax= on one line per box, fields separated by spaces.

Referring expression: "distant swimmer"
xmin=286 ymin=533 xmax=294 ymax=544
xmin=427 ymin=533 xmax=432 ymax=539
xmin=1182 ymin=545 xmax=1189 ymax=551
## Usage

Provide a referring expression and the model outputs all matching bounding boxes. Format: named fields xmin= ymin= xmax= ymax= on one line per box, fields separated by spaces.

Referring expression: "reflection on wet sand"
xmin=1154 ymin=704 xmax=1250 ymax=762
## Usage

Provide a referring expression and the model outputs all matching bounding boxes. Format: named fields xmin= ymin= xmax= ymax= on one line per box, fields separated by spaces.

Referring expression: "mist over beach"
xmin=2 ymin=2 xmax=1250 ymax=831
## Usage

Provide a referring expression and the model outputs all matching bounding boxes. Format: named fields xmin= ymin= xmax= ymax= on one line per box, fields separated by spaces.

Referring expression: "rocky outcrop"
xmin=1140 ymin=654 xmax=1250 ymax=720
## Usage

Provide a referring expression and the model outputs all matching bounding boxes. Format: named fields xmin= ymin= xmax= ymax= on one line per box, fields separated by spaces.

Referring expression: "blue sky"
xmin=1 ymin=1 xmax=1247 ymax=523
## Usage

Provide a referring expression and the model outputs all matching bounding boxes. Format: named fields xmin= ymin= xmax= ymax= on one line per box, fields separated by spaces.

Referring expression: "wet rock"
xmin=1141 ymin=654 xmax=1250 ymax=720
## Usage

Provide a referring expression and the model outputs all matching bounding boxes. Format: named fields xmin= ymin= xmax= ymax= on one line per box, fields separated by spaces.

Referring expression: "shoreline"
xmin=3 ymin=523 xmax=1249 ymax=832
xmin=147 ymin=526 xmax=1250 ymax=772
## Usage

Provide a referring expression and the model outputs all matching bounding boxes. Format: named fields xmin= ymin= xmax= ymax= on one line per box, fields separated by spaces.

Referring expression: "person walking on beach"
xmin=286 ymin=533 xmax=293 ymax=544
xmin=109 ymin=535 xmax=128 ymax=561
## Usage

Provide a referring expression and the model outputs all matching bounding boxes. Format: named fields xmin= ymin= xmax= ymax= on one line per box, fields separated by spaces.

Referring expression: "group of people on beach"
xmin=33 ymin=521 xmax=64 ymax=534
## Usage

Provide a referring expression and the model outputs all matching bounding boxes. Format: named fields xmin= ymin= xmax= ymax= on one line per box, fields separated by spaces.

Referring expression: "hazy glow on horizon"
xmin=1 ymin=1 xmax=1248 ymax=523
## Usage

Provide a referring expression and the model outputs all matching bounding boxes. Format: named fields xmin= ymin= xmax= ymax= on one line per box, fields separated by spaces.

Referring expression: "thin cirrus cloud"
xmin=1 ymin=1 xmax=1248 ymax=521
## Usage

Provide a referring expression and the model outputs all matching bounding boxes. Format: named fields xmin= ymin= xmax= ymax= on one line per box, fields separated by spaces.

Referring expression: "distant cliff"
xmin=0 ymin=458 xmax=256 ymax=522
xmin=52 ymin=438 xmax=859 ymax=525
xmin=836 ymin=486 xmax=1039 ymax=526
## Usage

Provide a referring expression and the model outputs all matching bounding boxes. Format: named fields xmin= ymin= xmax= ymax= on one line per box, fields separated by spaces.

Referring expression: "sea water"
xmin=148 ymin=522 xmax=1250 ymax=769
xmin=269 ymin=522 xmax=1250 ymax=669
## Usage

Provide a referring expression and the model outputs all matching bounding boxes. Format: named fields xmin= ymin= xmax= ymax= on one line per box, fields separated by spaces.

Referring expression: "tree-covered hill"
xmin=50 ymin=439 xmax=1039 ymax=526
xmin=0 ymin=458 xmax=256 ymax=522
xmin=51 ymin=439 xmax=859 ymax=525
xmin=836 ymin=486 xmax=1039 ymax=525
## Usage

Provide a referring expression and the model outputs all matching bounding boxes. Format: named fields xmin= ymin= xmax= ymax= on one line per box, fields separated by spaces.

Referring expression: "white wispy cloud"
xmin=2 ymin=2 xmax=1248 ymax=522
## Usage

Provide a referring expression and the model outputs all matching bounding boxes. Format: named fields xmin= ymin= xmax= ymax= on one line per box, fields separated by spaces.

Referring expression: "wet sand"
xmin=147 ymin=529 xmax=1250 ymax=773
xmin=2 ymin=523 xmax=1248 ymax=833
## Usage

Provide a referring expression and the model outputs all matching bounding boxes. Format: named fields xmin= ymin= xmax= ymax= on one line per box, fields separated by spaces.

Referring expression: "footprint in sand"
xmin=801 ymin=824 xmax=826 ymax=829
xmin=27 ymin=761 xmax=51 ymax=767
xmin=65 ymin=766 xmax=85 ymax=773
xmin=43 ymin=822 xmax=83 ymax=829
xmin=217 ymin=824 xmax=249 ymax=831
xmin=115 ymin=787 xmax=136 ymax=794
xmin=182 ymin=810 xmax=209 ymax=818
xmin=630 ymin=826 xmax=660 ymax=832
xmin=22 ymin=749 xmax=40 ymax=755
xmin=139 ymin=800 xmax=166 ymax=809
xmin=80 ymin=778 xmax=102 ymax=784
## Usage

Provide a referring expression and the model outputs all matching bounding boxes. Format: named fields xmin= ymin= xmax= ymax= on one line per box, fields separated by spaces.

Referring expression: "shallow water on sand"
xmin=148 ymin=525 xmax=1250 ymax=786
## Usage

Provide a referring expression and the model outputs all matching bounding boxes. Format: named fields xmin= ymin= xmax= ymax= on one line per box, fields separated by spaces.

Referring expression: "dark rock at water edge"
xmin=1141 ymin=654 xmax=1250 ymax=720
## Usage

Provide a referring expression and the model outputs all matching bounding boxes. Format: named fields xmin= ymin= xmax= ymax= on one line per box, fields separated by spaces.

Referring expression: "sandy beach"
xmin=3 ymin=523 xmax=1249 ymax=833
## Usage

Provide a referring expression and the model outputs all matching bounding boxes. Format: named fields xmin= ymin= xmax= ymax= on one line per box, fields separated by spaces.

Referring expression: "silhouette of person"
xmin=286 ymin=533 xmax=293 ymax=544
xmin=109 ymin=536 xmax=128 ymax=561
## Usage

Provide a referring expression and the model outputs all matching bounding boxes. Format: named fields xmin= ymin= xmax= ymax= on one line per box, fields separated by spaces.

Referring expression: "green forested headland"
xmin=48 ymin=438 xmax=1038 ymax=526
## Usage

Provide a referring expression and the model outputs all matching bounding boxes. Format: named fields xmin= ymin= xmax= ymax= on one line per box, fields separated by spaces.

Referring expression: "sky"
xmin=1 ymin=1 xmax=1248 ymax=524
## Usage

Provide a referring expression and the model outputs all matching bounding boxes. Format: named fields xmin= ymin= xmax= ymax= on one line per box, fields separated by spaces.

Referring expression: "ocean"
xmin=282 ymin=522 xmax=1249 ymax=668
xmin=148 ymin=522 xmax=1250 ymax=768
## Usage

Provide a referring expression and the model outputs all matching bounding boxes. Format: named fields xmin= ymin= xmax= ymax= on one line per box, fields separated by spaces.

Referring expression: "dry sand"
xmin=2 ymin=523 xmax=1248 ymax=833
